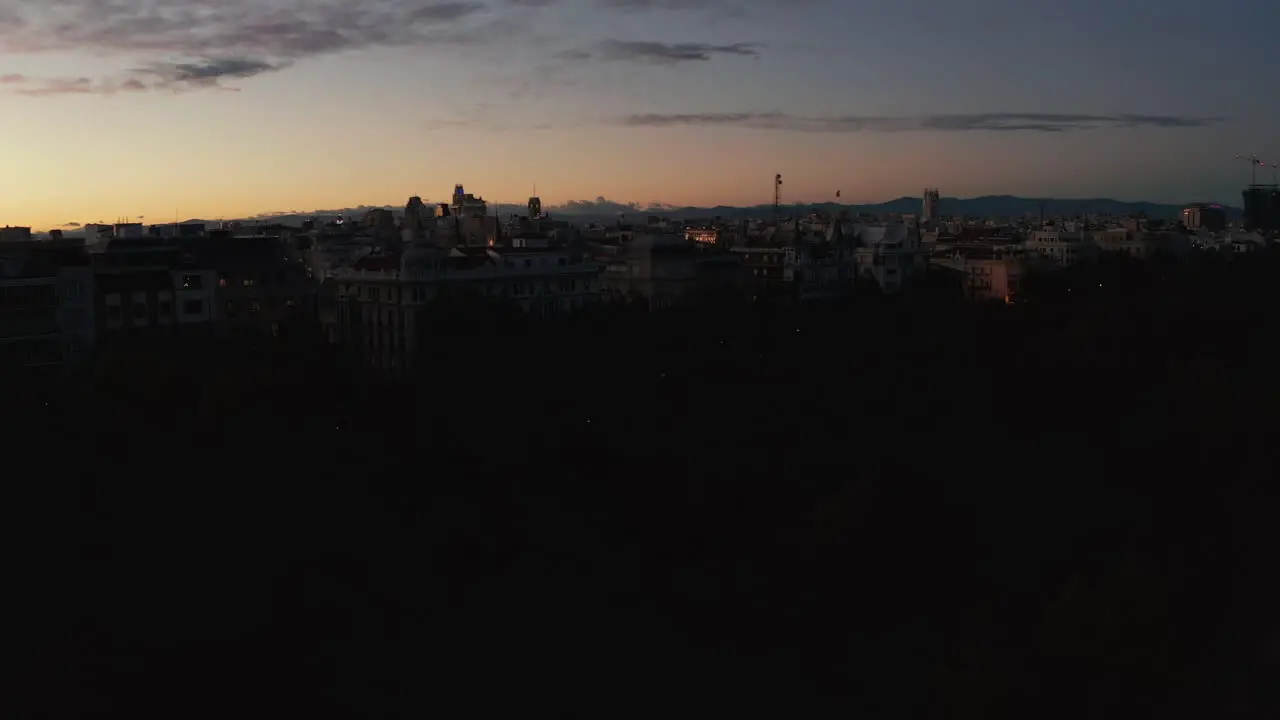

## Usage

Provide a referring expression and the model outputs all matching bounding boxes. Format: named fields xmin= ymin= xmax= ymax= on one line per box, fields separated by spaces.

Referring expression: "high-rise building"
xmin=1182 ymin=204 xmax=1227 ymax=232
xmin=450 ymin=184 xmax=488 ymax=218
xmin=1242 ymin=187 xmax=1280 ymax=234
xmin=922 ymin=189 xmax=940 ymax=224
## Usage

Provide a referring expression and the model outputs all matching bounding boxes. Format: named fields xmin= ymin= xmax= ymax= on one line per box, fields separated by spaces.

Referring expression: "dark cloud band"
xmin=0 ymin=0 xmax=494 ymax=93
xmin=564 ymin=39 xmax=760 ymax=64
xmin=616 ymin=111 xmax=1224 ymax=132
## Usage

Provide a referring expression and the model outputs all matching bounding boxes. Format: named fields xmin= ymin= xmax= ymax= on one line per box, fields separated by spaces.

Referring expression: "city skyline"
xmin=3 ymin=0 xmax=1278 ymax=229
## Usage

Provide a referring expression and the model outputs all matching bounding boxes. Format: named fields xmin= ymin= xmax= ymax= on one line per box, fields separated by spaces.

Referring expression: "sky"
xmin=1 ymin=0 xmax=1278 ymax=229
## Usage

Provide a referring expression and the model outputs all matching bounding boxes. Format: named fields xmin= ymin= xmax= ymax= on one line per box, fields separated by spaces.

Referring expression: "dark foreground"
xmin=3 ymin=255 xmax=1278 ymax=718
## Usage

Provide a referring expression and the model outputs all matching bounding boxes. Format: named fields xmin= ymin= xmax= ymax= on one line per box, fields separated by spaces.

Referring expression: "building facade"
xmin=333 ymin=245 xmax=602 ymax=373
xmin=0 ymin=240 xmax=95 ymax=372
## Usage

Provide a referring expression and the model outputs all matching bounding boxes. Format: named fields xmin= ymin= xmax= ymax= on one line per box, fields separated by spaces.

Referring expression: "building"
xmin=687 ymin=228 xmax=719 ymax=245
xmin=113 ymin=223 xmax=145 ymax=239
xmin=853 ymin=223 xmax=928 ymax=293
xmin=930 ymin=246 xmax=1021 ymax=303
xmin=93 ymin=238 xmax=218 ymax=342
xmin=333 ymin=244 xmax=602 ymax=373
xmin=1025 ymin=229 xmax=1095 ymax=266
xmin=922 ymin=189 xmax=940 ymax=225
xmin=0 ymin=226 xmax=33 ymax=242
xmin=1182 ymin=204 xmax=1227 ymax=232
xmin=195 ymin=233 xmax=316 ymax=338
xmin=0 ymin=239 xmax=95 ymax=372
xmin=450 ymin=184 xmax=489 ymax=218
xmin=600 ymin=232 xmax=746 ymax=309
xmin=1241 ymin=187 xmax=1280 ymax=234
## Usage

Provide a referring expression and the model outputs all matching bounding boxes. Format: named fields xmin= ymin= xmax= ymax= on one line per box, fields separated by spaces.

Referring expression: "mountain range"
xmin=239 ymin=196 xmax=1237 ymax=226
xmin=57 ymin=196 xmax=1235 ymax=233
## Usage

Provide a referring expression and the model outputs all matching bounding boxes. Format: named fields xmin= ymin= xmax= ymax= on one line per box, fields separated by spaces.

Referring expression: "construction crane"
xmin=1235 ymin=153 xmax=1266 ymax=185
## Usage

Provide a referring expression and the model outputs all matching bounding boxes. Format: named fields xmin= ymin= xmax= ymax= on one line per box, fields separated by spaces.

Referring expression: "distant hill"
xmin=543 ymin=196 xmax=1242 ymax=224
xmin=214 ymin=197 xmax=1242 ymax=226
xmin=47 ymin=197 xmax=1239 ymax=234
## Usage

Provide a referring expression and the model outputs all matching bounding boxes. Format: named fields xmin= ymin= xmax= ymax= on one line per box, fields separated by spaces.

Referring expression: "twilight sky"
xmin=1 ymin=0 xmax=1277 ymax=229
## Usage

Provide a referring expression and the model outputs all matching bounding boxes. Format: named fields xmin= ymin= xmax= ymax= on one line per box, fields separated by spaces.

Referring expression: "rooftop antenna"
xmin=774 ymin=174 xmax=782 ymax=220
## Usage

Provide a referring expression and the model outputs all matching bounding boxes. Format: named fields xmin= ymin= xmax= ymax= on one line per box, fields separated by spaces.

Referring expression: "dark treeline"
xmin=4 ymin=252 xmax=1279 ymax=717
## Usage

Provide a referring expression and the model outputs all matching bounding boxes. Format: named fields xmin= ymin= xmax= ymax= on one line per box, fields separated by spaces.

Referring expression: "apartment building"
xmin=0 ymin=240 xmax=95 ymax=372
xmin=332 ymin=244 xmax=602 ymax=373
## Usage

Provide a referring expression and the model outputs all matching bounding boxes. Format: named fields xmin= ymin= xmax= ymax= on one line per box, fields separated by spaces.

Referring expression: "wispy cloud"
xmin=0 ymin=0 xmax=496 ymax=93
xmin=591 ymin=0 xmax=804 ymax=14
xmin=13 ymin=77 xmax=104 ymax=97
xmin=615 ymin=111 xmax=1225 ymax=132
xmin=564 ymin=39 xmax=760 ymax=64
xmin=596 ymin=0 xmax=729 ymax=10
xmin=0 ymin=73 xmax=25 ymax=84
xmin=138 ymin=57 xmax=289 ymax=88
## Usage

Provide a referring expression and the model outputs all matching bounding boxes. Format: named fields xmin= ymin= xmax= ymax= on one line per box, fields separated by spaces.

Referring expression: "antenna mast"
xmin=774 ymin=174 xmax=782 ymax=220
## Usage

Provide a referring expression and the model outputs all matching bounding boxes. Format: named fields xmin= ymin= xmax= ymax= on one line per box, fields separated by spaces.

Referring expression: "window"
xmin=219 ymin=276 xmax=228 ymax=288
xmin=65 ymin=282 xmax=84 ymax=300
xmin=225 ymin=300 xmax=238 ymax=318
xmin=182 ymin=274 xmax=202 ymax=289
xmin=107 ymin=305 xmax=121 ymax=320
xmin=243 ymin=278 xmax=255 ymax=287
xmin=133 ymin=302 xmax=147 ymax=319
xmin=183 ymin=299 xmax=204 ymax=315
xmin=250 ymin=299 xmax=261 ymax=313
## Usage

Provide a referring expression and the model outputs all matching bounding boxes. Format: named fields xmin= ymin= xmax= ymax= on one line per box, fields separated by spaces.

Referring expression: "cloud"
xmin=0 ymin=0 xmax=495 ymax=93
xmin=0 ymin=73 xmax=25 ymax=84
xmin=566 ymin=39 xmax=760 ymax=64
xmin=62 ymin=222 xmax=82 ymax=227
xmin=552 ymin=197 xmax=658 ymax=215
xmin=14 ymin=77 xmax=100 ymax=96
xmin=138 ymin=56 xmax=289 ymax=88
xmin=591 ymin=0 xmax=775 ymax=14
xmin=596 ymin=0 xmax=725 ymax=9
xmin=615 ymin=111 xmax=1224 ymax=132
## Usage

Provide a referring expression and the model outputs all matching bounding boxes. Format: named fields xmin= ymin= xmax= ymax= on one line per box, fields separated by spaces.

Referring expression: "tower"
xmin=922 ymin=188 xmax=940 ymax=224
xmin=774 ymin=174 xmax=782 ymax=220
xmin=528 ymin=183 xmax=542 ymax=220
xmin=403 ymin=196 xmax=428 ymax=244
